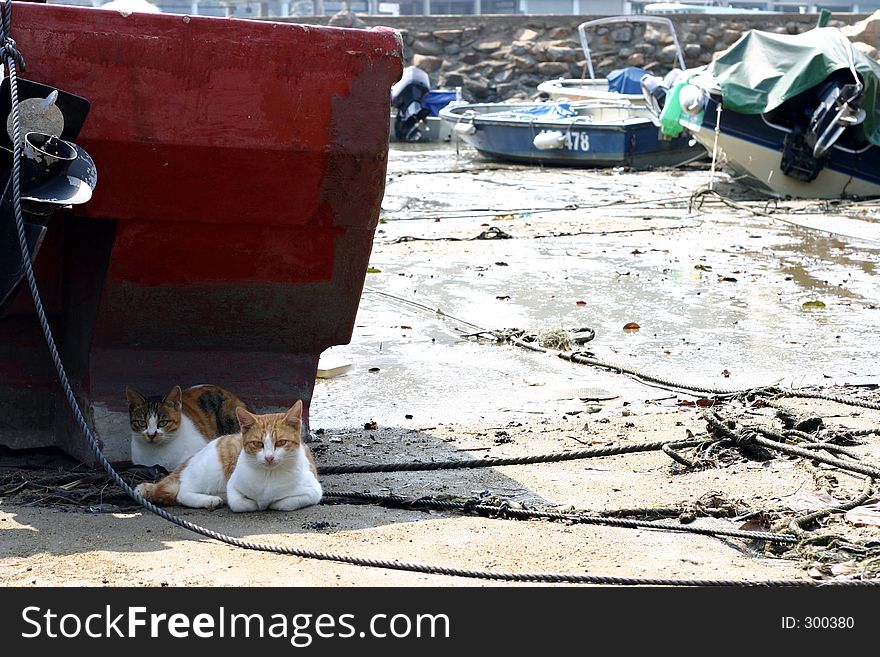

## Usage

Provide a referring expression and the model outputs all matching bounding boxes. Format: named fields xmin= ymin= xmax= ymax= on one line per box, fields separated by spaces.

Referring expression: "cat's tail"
xmin=135 ymin=474 xmax=181 ymax=506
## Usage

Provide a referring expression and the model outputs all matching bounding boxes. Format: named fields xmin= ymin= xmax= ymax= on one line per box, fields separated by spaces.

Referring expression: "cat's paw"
xmin=178 ymin=492 xmax=225 ymax=509
xmin=201 ymin=495 xmax=225 ymax=510
xmin=134 ymin=483 xmax=152 ymax=497
xmin=228 ymin=498 xmax=260 ymax=513
xmin=270 ymin=493 xmax=321 ymax=511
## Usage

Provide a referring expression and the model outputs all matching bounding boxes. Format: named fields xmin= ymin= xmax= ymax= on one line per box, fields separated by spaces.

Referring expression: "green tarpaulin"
xmin=662 ymin=27 xmax=880 ymax=145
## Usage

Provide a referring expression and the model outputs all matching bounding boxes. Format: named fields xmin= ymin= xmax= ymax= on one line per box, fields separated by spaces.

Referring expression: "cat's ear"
xmin=283 ymin=400 xmax=303 ymax=426
xmin=236 ymin=406 xmax=257 ymax=432
xmin=125 ymin=387 xmax=146 ymax=407
xmin=162 ymin=385 xmax=183 ymax=410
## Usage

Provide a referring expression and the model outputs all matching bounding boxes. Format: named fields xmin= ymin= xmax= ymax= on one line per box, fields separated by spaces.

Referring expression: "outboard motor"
xmin=0 ymin=78 xmax=97 ymax=313
xmin=781 ymin=77 xmax=866 ymax=182
xmin=641 ymin=68 xmax=685 ymax=120
xmin=808 ymin=80 xmax=865 ymax=158
xmin=390 ymin=66 xmax=431 ymax=142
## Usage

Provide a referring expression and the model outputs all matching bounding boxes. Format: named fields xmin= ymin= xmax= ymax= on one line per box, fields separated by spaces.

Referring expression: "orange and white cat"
xmin=135 ymin=401 xmax=322 ymax=512
xmin=126 ymin=384 xmax=248 ymax=471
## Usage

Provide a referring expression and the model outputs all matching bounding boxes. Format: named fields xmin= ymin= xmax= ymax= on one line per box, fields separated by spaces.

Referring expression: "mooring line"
xmin=322 ymin=491 xmax=798 ymax=544
xmin=317 ymin=438 xmax=708 ymax=475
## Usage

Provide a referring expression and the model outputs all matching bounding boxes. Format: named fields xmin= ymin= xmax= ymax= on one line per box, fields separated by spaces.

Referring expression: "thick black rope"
xmin=364 ymin=287 xmax=880 ymax=408
xmin=788 ymin=476 xmax=875 ymax=535
xmin=776 ymin=388 xmax=880 ymax=412
xmin=705 ymin=412 xmax=880 ymax=480
xmin=561 ymin=351 xmax=763 ymax=397
xmin=318 ymin=438 xmax=709 ymax=475
xmin=323 ymin=491 xmax=798 ymax=544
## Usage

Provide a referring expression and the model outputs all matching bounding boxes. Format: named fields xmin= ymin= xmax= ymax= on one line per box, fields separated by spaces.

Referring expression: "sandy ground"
xmin=2 ymin=394 xmax=879 ymax=587
xmin=3 ymin=147 xmax=880 ymax=587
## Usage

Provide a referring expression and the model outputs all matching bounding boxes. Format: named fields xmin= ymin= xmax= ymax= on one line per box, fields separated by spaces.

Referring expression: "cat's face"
xmin=126 ymin=386 xmax=183 ymax=445
xmin=236 ymin=401 xmax=303 ymax=469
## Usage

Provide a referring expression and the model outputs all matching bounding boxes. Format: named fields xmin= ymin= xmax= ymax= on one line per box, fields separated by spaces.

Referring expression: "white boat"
xmin=440 ymin=99 xmax=701 ymax=168
xmin=537 ymin=16 xmax=685 ymax=106
xmin=646 ymin=27 xmax=880 ymax=199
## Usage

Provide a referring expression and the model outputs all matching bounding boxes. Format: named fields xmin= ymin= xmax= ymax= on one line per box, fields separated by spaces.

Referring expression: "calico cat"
xmin=126 ymin=384 xmax=248 ymax=471
xmin=135 ymin=401 xmax=322 ymax=512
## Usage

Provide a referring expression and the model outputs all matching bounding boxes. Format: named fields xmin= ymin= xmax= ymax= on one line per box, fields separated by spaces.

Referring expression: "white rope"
xmin=708 ymin=101 xmax=722 ymax=191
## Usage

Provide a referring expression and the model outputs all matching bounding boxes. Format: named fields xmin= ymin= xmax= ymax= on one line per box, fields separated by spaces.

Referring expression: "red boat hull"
xmin=0 ymin=3 xmax=402 ymax=462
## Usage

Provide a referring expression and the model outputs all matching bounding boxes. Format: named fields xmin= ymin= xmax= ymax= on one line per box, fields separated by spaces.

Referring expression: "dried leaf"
xmin=631 ymin=249 xmax=643 ymax=255
xmin=719 ymin=276 xmax=738 ymax=283
xmin=721 ymin=369 xmax=731 ymax=378
xmin=694 ymin=264 xmax=712 ymax=271
xmin=367 ymin=266 xmax=381 ymax=274
xmin=802 ymin=300 xmax=826 ymax=309
xmin=845 ymin=499 xmax=880 ymax=527
xmin=780 ymin=490 xmax=837 ymax=512
xmin=496 ymin=295 xmax=511 ymax=301
xmin=400 ymin=325 xmax=412 ymax=330
xmin=695 ymin=398 xmax=715 ymax=407
xmin=575 ymin=300 xmax=587 ymax=306
xmin=830 ymin=561 xmax=860 ymax=576
xmin=363 ymin=421 xmax=378 ymax=430
xmin=738 ymin=517 xmax=769 ymax=532
xmin=623 ymin=322 xmax=640 ymax=333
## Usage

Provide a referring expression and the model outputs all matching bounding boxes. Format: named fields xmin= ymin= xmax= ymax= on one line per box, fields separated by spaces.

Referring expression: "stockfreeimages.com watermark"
xmin=21 ymin=606 xmax=450 ymax=646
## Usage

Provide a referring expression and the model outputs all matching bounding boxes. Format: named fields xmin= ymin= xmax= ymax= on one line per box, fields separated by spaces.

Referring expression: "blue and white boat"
xmin=647 ymin=27 xmax=880 ymax=198
xmin=439 ymin=99 xmax=701 ymax=168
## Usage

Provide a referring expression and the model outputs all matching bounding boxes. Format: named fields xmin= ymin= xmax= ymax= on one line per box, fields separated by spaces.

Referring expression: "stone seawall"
xmin=280 ymin=13 xmax=868 ymax=101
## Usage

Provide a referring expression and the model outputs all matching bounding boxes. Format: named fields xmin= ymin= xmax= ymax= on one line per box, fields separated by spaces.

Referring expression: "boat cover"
xmin=608 ymin=67 xmax=648 ymax=95
xmin=423 ymin=90 xmax=459 ymax=117
xmin=693 ymin=28 xmax=880 ymax=145
xmin=483 ymin=101 xmax=578 ymax=122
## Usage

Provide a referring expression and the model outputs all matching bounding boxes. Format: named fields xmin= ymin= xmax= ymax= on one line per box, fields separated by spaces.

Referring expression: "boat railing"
xmin=577 ymin=16 xmax=686 ymax=80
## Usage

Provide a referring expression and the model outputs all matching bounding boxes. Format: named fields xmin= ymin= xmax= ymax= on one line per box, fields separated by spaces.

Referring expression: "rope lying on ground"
xmin=317 ymin=438 xmax=709 ymax=475
xmin=366 ymin=286 xmax=880 ymax=407
xmin=322 ymin=490 xmax=798 ymax=544
xmin=788 ymin=476 xmax=875 ymax=536
xmin=561 ymin=351 xmax=761 ymax=397
xmin=705 ymin=412 xmax=880 ymax=480
xmin=776 ymin=388 xmax=880 ymax=412
xmin=704 ymin=410 xmax=879 ymax=545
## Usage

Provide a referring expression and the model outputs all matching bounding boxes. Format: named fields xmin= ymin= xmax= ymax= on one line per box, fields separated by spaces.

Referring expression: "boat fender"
xmin=533 ymin=130 xmax=566 ymax=150
xmin=453 ymin=122 xmax=476 ymax=137
xmin=678 ymin=84 xmax=707 ymax=116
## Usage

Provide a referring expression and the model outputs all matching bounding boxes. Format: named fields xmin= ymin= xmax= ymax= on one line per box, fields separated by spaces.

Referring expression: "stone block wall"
xmin=280 ymin=13 xmax=867 ymax=102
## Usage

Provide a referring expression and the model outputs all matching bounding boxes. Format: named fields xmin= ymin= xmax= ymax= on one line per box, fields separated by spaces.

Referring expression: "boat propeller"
xmin=0 ymin=78 xmax=96 ymax=314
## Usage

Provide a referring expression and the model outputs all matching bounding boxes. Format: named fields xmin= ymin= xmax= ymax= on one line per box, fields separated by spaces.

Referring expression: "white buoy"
xmin=533 ymin=130 xmax=565 ymax=150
